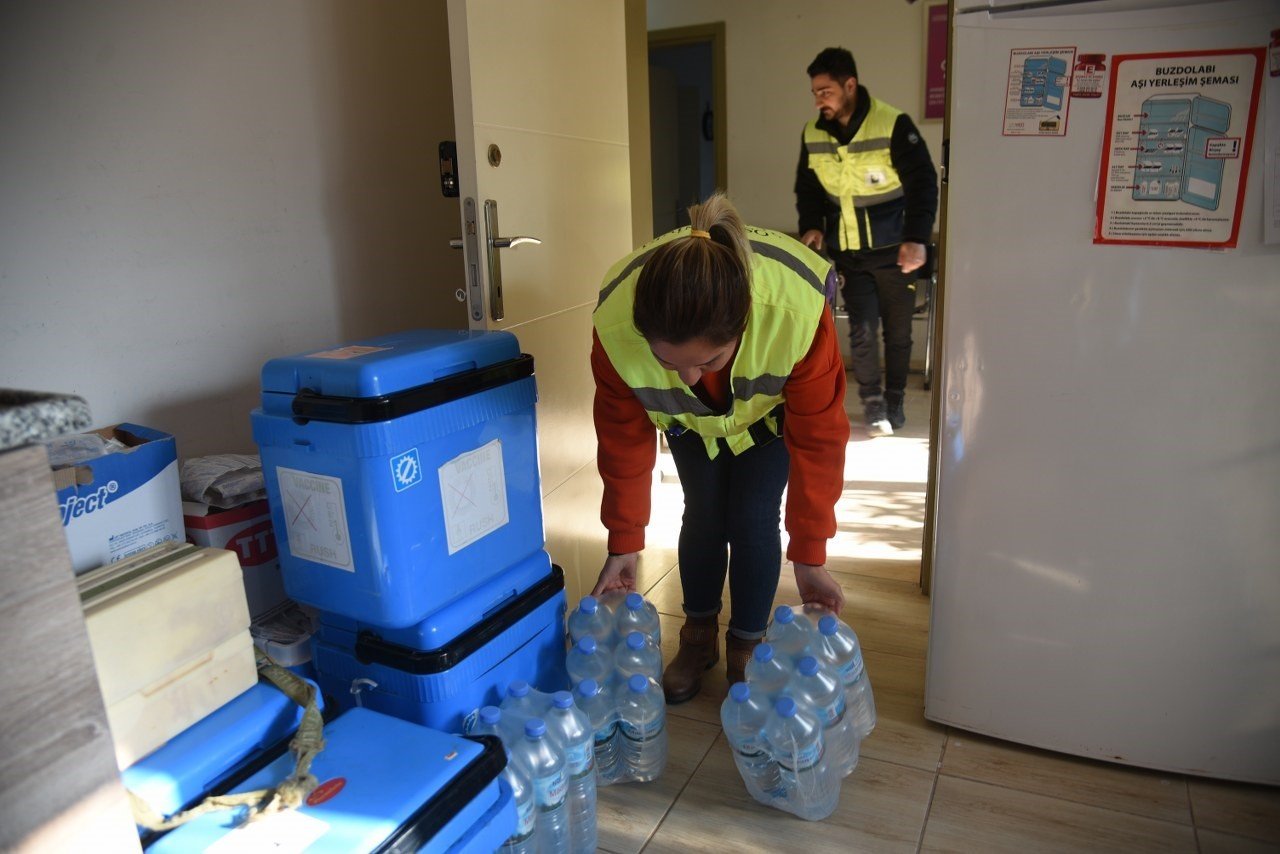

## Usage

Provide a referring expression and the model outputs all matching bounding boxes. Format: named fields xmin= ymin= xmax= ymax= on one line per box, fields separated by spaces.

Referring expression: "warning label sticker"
xmin=277 ymin=467 xmax=353 ymax=572
xmin=438 ymin=439 xmax=508 ymax=555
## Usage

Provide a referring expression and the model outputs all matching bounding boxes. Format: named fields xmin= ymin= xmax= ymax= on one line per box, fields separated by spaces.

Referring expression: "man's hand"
xmin=800 ymin=229 xmax=825 ymax=252
xmin=898 ymin=241 xmax=926 ymax=274
xmin=794 ymin=562 xmax=845 ymax=613
xmin=592 ymin=552 xmax=638 ymax=597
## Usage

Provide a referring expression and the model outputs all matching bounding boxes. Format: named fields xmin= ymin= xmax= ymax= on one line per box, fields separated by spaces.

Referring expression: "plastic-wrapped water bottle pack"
xmin=721 ymin=605 xmax=876 ymax=821
xmin=565 ymin=592 xmax=667 ymax=787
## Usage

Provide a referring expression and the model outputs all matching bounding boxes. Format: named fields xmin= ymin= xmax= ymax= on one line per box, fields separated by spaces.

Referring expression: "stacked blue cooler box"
xmin=251 ymin=327 xmax=568 ymax=729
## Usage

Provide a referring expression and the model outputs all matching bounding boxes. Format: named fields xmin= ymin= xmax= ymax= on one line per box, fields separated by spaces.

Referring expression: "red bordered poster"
xmin=1094 ymin=48 xmax=1264 ymax=248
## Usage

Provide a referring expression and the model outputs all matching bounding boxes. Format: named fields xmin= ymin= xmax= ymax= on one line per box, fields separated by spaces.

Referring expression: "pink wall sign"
xmin=924 ymin=3 xmax=947 ymax=120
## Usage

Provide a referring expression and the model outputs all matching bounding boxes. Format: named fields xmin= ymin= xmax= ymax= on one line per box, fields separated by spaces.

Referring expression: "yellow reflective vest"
xmin=593 ymin=226 xmax=831 ymax=458
xmin=803 ymin=96 xmax=903 ymax=252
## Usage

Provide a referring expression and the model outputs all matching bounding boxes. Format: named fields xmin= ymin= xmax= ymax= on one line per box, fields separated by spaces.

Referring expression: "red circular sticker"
xmin=306 ymin=777 xmax=346 ymax=806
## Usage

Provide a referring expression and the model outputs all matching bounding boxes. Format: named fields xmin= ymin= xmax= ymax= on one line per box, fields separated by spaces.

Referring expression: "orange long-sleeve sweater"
xmin=592 ymin=308 xmax=849 ymax=566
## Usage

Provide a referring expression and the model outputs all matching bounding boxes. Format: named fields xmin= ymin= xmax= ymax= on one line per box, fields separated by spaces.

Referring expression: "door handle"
xmin=483 ymin=199 xmax=542 ymax=322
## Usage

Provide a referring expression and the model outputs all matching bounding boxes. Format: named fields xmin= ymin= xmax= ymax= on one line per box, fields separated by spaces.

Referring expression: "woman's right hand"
xmin=591 ymin=552 xmax=638 ymax=596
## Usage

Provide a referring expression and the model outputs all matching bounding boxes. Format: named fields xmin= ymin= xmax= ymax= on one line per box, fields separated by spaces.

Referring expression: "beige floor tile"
xmin=594 ymin=714 xmax=721 ymax=854
xmin=921 ymin=775 xmax=1199 ymax=854
xmin=1197 ymin=829 xmax=1280 ymax=853
xmin=859 ymin=647 xmax=947 ymax=772
xmin=939 ymin=731 xmax=1192 ymax=824
xmin=1189 ymin=778 xmax=1280 ymax=844
xmin=645 ymin=738 xmax=935 ymax=854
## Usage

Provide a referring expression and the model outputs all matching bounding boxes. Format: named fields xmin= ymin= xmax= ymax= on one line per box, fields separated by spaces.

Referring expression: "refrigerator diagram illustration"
xmin=1134 ymin=94 xmax=1231 ymax=208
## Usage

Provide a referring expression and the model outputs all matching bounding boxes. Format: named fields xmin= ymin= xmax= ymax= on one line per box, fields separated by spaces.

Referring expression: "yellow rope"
xmin=129 ymin=652 xmax=325 ymax=832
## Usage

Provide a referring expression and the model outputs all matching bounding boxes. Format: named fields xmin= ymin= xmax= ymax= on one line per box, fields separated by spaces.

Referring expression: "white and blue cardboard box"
xmin=51 ymin=423 xmax=184 ymax=575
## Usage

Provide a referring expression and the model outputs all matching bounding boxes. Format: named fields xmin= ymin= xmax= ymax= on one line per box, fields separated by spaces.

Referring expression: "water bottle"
xmin=613 ymin=630 xmax=663 ymax=684
xmin=812 ymin=614 xmax=876 ymax=740
xmin=764 ymin=696 xmax=839 ymax=821
xmin=765 ymin=605 xmax=815 ymax=662
xmin=511 ymin=718 xmax=570 ymax=852
xmin=743 ymin=643 xmax=792 ymax=702
xmin=614 ymin=592 xmax=661 ymax=646
xmin=566 ymin=636 xmax=614 ymax=689
xmin=471 ymin=707 xmax=536 ymax=853
xmin=617 ymin=674 xmax=667 ymax=782
xmin=575 ymin=678 xmax=620 ymax=784
xmin=567 ymin=595 xmax=616 ymax=647
xmin=720 ymin=682 xmax=784 ymax=802
xmin=545 ymin=691 xmax=597 ymax=854
xmin=499 ymin=680 xmax=542 ymax=741
xmin=789 ymin=656 xmax=858 ymax=778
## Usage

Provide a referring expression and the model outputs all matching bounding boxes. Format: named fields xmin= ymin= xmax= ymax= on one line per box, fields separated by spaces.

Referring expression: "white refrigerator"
xmin=925 ymin=0 xmax=1280 ymax=784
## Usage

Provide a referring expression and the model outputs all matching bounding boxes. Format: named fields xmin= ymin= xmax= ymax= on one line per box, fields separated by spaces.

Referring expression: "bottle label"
xmin=620 ymin=716 xmax=665 ymax=744
xmin=566 ymin=740 xmax=594 ymax=777
xmin=594 ymin=720 xmax=619 ymax=746
xmin=777 ymin=739 xmax=823 ymax=775
xmin=512 ymin=795 xmax=536 ymax=841
xmin=838 ymin=651 xmax=864 ymax=685
xmin=534 ymin=769 xmax=567 ymax=810
xmin=819 ymin=695 xmax=846 ymax=728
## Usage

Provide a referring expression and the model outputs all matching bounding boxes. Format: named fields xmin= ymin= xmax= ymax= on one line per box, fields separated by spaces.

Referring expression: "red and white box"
xmin=183 ymin=499 xmax=287 ymax=618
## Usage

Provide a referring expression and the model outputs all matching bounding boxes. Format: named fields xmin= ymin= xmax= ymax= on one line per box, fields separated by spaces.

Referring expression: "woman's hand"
xmin=591 ymin=552 xmax=638 ymax=596
xmin=794 ymin=562 xmax=845 ymax=613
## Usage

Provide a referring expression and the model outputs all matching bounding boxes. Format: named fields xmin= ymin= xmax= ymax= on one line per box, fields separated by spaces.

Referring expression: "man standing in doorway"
xmin=796 ymin=47 xmax=938 ymax=436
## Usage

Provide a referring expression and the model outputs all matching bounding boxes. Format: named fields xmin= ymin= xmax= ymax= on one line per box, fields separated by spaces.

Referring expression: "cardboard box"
xmin=183 ymin=498 xmax=288 ymax=618
xmin=52 ymin=423 xmax=184 ymax=575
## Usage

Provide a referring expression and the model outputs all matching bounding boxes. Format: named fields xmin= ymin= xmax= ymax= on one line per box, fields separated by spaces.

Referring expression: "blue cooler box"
xmin=251 ymin=329 xmax=545 ymax=629
xmin=313 ymin=564 xmax=569 ymax=733
xmin=146 ymin=708 xmax=515 ymax=853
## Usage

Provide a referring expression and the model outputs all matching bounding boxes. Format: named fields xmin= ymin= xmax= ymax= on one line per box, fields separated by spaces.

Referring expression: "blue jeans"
xmin=666 ymin=424 xmax=790 ymax=638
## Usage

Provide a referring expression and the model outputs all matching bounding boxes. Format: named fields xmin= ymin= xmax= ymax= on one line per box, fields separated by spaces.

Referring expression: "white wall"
xmin=0 ymin=0 xmax=463 ymax=458
xmin=647 ymin=0 xmax=943 ymax=233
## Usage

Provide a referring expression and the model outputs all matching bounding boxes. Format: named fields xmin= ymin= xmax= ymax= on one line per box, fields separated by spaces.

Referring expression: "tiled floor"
xmin=594 ymin=374 xmax=1280 ymax=853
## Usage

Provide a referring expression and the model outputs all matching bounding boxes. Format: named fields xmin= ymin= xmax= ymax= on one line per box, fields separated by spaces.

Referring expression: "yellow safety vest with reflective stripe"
xmin=594 ymin=226 xmax=831 ymax=458
xmin=804 ymin=97 xmax=903 ymax=252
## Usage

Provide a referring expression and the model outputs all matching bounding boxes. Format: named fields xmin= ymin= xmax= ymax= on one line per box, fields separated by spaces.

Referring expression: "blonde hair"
xmin=633 ymin=192 xmax=754 ymax=346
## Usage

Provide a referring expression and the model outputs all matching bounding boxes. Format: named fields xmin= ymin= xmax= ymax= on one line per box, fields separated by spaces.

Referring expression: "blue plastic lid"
xmin=525 ymin=718 xmax=547 ymax=738
xmin=624 ymin=592 xmax=644 ymax=611
xmin=576 ymin=636 xmax=597 ymax=655
xmin=578 ymin=595 xmax=598 ymax=614
xmin=625 ymin=631 xmax=645 ymax=650
xmin=775 ymin=697 xmax=798 ymax=718
xmin=552 ymin=691 xmax=574 ymax=710
xmin=479 ymin=705 xmax=502 ymax=726
xmin=729 ymin=682 xmax=751 ymax=703
xmin=774 ymin=605 xmax=795 ymax=624
xmin=627 ymin=673 xmax=649 ymax=693
xmin=577 ymin=678 xmax=600 ymax=698
xmin=798 ymin=656 xmax=819 ymax=676
xmin=818 ymin=615 xmax=839 ymax=636
xmin=754 ymin=643 xmax=775 ymax=663
xmin=508 ymin=680 xmax=530 ymax=698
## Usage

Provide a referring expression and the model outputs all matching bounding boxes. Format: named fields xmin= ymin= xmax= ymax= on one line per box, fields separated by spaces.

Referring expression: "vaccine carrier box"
xmin=312 ymin=563 xmax=569 ymax=733
xmin=78 ymin=541 xmax=258 ymax=768
xmin=251 ymin=329 xmax=545 ymax=629
xmin=145 ymin=708 xmax=515 ymax=854
xmin=51 ymin=422 xmax=184 ymax=575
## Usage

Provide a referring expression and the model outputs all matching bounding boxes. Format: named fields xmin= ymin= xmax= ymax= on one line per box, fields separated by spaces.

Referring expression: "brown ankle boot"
xmin=661 ymin=614 xmax=720 ymax=704
xmin=725 ymin=633 xmax=762 ymax=687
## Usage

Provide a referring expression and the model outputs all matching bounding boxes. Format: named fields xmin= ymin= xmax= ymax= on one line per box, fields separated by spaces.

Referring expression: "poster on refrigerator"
xmin=1002 ymin=47 xmax=1076 ymax=136
xmin=1095 ymin=48 xmax=1264 ymax=248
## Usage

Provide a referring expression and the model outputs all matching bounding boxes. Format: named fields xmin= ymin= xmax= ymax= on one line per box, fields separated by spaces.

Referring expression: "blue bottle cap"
xmin=578 ymin=595 xmax=598 ymax=614
xmin=775 ymin=697 xmax=798 ymax=718
xmin=508 ymin=680 xmax=530 ymax=698
xmin=626 ymin=631 xmax=645 ymax=650
xmin=525 ymin=718 xmax=547 ymax=738
xmin=728 ymin=682 xmax=751 ymax=703
xmin=479 ymin=705 xmax=502 ymax=725
xmin=753 ymin=643 xmax=775 ymax=663
xmin=818 ymin=614 xmax=839 ymax=636
xmin=552 ymin=690 xmax=574 ymax=709
xmin=577 ymin=678 xmax=600 ymax=698
xmin=774 ymin=605 xmax=795 ymax=624
xmin=628 ymin=673 xmax=649 ymax=693
xmin=624 ymin=591 xmax=644 ymax=610
xmin=576 ymin=636 xmax=597 ymax=655
xmin=798 ymin=656 xmax=819 ymax=676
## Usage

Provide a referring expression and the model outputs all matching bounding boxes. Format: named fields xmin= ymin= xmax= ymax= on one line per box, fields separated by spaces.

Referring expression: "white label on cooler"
xmin=205 ymin=807 xmax=330 ymax=853
xmin=276 ymin=467 xmax=353 ymax=572
xmin=438 ymin=439 xmax=509 ymax=555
